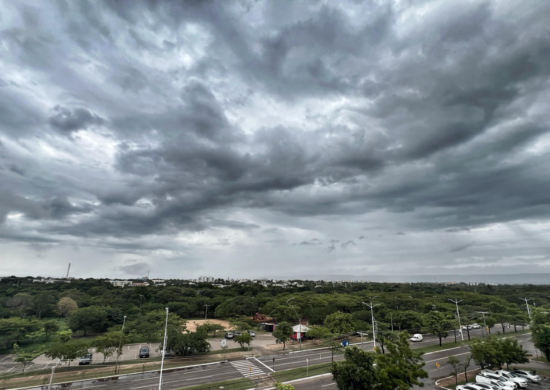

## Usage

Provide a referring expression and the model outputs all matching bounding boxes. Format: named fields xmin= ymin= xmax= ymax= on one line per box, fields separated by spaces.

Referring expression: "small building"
xmin=291 ymin=324 xmax=310 ymax=340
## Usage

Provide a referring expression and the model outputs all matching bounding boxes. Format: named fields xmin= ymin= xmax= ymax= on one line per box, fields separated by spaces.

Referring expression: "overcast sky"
xmin=1 ymin=0 xmax=550 ymax=280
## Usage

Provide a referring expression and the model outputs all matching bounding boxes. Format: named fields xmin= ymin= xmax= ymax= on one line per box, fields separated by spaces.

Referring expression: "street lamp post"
xmin=114 ymin=315 xmax=127 ymax=374
xmin=47 ymin=365 xmax=55 ymax=390
xmin=448 ymin=299 xmax=464 ymax=341
xmin=362 ymin=297 xmax=379 ymax=350
xmin=286 ymin=297 xmax=302 ymax=349
xmin=519 ymin=298 xmax=533 ymax=319
xmin=159 ymin=307 xmax=169 ymax=390
xmin=204 ymin=304 xmax=210 ymax=320
xmin=477 ymin=311 xmax=489 ymax=338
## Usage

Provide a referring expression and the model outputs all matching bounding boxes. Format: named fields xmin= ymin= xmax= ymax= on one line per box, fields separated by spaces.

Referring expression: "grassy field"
xmin=271 ymin=362 xmax=333 ymax=383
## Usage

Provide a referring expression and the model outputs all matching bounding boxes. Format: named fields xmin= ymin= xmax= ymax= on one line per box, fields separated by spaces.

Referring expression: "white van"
xmin=476 ymin=374 xmax=515 ymax=390
xmin=409 ymin=334 xmax=423 ymax=342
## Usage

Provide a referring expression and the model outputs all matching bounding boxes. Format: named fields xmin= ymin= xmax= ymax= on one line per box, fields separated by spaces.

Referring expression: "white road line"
xmin=322 ymin=383 xmax=336 ymax=387
xmin=253 ymin=357 xmax=274 ymax=372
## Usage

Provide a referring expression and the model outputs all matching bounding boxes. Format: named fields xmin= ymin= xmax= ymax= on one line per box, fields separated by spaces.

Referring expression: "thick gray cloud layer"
xmin=1 ymin=0 xmax=550 ymax=279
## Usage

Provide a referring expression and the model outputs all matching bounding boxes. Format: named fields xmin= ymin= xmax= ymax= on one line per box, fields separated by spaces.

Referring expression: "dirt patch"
xmin=185 ymin=319 xmax=233 ymax=332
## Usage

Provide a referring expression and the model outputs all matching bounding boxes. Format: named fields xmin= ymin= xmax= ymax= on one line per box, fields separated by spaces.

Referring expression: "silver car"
xmin=494 ymin=370 xmax=528 ymax=388
xmin=512 ymin=369 xmax=541 ymax=383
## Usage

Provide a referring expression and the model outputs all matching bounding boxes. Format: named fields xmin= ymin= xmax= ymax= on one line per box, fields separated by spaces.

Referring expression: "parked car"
xmin=478 ymin=372 xmax=518 ymax=389
xmin=462 ymin=325 xmax=473 ymax=330
xmin=494 ymin=370 xmax=528 ymax=387
xmin=471 ymin=323 xmax=481 ymax=329
xmin=234 ymin=331 xmax=242 ymax=336
xmin=139 ymin=346 xmax=150 ymax=358
xmin=457 ymin=384 xmax=497 ymax=390
xmin=79 ymin=353 xmax=92 ymax=365
xmin=469 ymin=383 xmax=499 ymax=390
xmin=353 ymin=331 xmax=369 ymax=337
xmin=249 ymin=331 xmax=256 ymax=337
xmin=511 ymin=369 xmax=541 ymax=383
xmin=475 ymin=375 xmax=515 ymax=390
xmin=225 ymin=332 xmax=235 ymax=339
xmin=409 ymin=334 xmax=423 ymax=342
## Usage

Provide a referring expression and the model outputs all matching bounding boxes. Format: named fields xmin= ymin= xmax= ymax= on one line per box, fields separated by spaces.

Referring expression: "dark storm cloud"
xmin=48 ymin=106 xmax=105 ymax=134
xmin=1 ymin=0 xmax=550 ymax=277
xmin=118 ymin=261 xmax=150 ymax=276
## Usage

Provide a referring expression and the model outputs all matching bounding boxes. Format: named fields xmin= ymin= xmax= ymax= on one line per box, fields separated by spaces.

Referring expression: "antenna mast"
xmin=66 ymin=263 xmax=71 ymax=279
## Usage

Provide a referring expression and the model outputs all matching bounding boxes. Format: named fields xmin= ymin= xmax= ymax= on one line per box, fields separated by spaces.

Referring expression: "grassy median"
xmin=271 ymin=362 xmax=333 ymax=382
xmin=176 ymin=377 xmax=255 ymax=390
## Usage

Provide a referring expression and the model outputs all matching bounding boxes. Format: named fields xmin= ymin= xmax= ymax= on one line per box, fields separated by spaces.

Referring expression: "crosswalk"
xmin=230 ymin=360 xmax=265 ymax=377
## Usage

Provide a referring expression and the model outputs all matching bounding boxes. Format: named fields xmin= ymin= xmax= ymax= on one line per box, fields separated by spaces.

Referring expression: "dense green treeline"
xmin=1 ymin=276 xmax=549 ymax=352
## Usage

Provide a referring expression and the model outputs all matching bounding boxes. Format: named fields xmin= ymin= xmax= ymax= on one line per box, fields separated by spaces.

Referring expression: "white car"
xmin=471 ymin=323 xmax=481 ymax=329
xmin=476 ymin=375 xmax=515 ymax=390
xmin=457 ymin=384 xmax=497 ymax=390
xmin=512 ymin=369 xmax=541 ymax=383
xmin=409 ymin=334 xmax=423 ymax=342
xmin=494 ymin=370 xmax=528 ymax=388
xmin=479 ymin=372 xmax=518 ymax=389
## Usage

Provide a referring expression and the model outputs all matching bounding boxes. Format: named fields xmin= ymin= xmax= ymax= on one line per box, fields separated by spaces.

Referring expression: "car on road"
xmin=475 ymin=376 xmax=515 ymax=390
xmin=409 ymin=334 xmax=423 ymax=342
xmin=225 ymin=332 xmax=234 ymax=339
xmin=139 ymin=346 xmax=150 ymax=358
xmin=462 ymin=324 xmax=473 ymax=330
xmin=471 ymin=323 xmax=481 ymax=329
xmin=494 ymin=370 xmax=528 ymax=387
xmin=249 ymin=331 xmax=256 ymax=337
xmin=478 ymin=372 xmax=518 ymax=389
xmin=511 ymin=369 xmax=541 ymax=383
xmin=79 ymin=353 xmax=92 ymax=365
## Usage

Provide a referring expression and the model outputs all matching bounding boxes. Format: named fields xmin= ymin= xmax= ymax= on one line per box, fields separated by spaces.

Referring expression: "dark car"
xmin=225 ymin=332 xmax=234 ymax=339
xmin=139 ymin=346 xmax=150 ymax=358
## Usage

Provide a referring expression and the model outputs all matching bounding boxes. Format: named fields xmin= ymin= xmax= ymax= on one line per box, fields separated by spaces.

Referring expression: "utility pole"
xmin=477 ymin=311 xmax=489 ymax=338
xmin=519 ymin=298 xmax=533 ymax=319
xmin=159 ymin=308 xmax=169 ymax=390
xmin=47 ymin=365 xmax=56 ymax=390
xmin=286 ymin=297 xmax=302 ymax=349
xmin=448 ymin=299 xmax=464 ymax=341
xmin=115 ymin=315 xmax=127 ymax=374
xmin=204 ymin=304 xmax=210 ymax=320
xmin=362 ymin=297 xmax=380 ymax=348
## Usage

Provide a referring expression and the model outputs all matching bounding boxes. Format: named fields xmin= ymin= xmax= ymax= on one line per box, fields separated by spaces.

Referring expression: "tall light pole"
xmin=159 ymin=307 xmax=169 ymax=390
xmin=477 ymin=311 xmax=489 ymax=338
xmin=115 ymin=315 xmax=127 ymax=374
xmin=362 ymin=297 xmax=379 ymax=349
xmin=519 ymin=298 xmax=533 ymax=319
xmin=286 ymin=297 xmax=302 ymax=350
xmin=47 ymin=365 xmax=55 ymax=390
xmin=448 ymin=299 xmax=464 ymax=341
xmin=204 ymin=304 xmax=210 ymax=320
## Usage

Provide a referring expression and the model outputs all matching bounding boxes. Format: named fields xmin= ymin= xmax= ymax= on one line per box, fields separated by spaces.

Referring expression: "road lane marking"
xmin=252 ymin=357 xmax=275 ymax=372
xmin=322 ymin=383 xmax=336 ymax=387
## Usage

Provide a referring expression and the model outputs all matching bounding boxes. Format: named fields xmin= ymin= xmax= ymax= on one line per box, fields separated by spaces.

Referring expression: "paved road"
xmin=18 ymin=327 xmax=531 ymax=390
